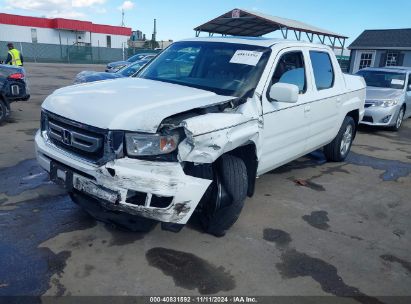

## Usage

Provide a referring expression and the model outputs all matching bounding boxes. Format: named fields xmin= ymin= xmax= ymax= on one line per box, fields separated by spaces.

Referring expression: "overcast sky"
xmin=1 ymin=0 xmax=411 ymax=44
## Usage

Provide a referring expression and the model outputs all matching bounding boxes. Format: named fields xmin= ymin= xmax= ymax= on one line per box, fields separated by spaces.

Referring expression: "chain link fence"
xmin=0 ymin=41 xmax=158 ymax=64
xmin=1 ymin=40 xmax=351 ymax=73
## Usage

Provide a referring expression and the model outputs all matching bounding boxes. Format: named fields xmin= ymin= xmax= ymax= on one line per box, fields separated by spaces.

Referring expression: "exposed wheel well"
xmin=183 ymin=144 xmax=258 ymax=198
xmin=346 ymin=109 xmax=359 ymax=138
xmin=347 ymin=109 xmax=359 ymax=126
xmin=226 ymin=143 xmax=258 ymax=198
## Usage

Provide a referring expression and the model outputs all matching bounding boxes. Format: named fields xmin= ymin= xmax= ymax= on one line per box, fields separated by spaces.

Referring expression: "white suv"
xmin=35 ymin=37 xmax=365 ymax=236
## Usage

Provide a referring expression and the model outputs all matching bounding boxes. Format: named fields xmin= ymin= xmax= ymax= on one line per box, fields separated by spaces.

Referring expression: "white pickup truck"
xmin=35 ymin=37 xmax=365 ymax=236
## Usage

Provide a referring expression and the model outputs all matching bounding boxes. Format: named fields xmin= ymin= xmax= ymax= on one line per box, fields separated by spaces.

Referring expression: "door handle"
xmin=304 ymin=106 xmax=311 ymax=113
xmin=336 ymin=97 xmax=342 ymax=103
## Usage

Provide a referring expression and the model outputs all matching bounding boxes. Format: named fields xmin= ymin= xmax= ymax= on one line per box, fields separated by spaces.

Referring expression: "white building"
xmin=0 ymin=13 xmax=131 ymax=48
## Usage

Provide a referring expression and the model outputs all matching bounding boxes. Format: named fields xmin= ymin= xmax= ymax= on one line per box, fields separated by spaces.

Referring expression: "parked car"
xmin=74 ymin=59 xmax=150 ymax=84
xmin=35 ymin=37 xmax=365 ymax=236
xmin=105 ymin=53 xmax=156 ymax=73
xmin=356 ymin=67 xmax=411 ymax=130
xmin=0 ymin=64 xmax=30 ymax=124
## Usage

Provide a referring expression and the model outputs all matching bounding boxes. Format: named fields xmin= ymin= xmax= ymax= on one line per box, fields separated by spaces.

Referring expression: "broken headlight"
xmin=125 ymin=132 xmax=180 ymax=156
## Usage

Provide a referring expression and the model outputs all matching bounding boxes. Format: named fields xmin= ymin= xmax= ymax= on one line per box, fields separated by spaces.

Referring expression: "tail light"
xmin=8 ymin=73 xmax=25 ymax=80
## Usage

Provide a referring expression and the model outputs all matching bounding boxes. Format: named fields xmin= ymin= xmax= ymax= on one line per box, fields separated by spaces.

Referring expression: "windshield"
xmin=137 ymin=41 xmax=271 ymax=97
xmin=118 ymin=60 xmax=148 ymax=76
xmin=356 ymin=70 xmax=406 ymax=89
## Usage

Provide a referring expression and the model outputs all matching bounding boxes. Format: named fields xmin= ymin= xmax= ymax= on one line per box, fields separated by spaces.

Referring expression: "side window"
xmin=272 ymin=51 xmax=306 ymax=93
xmin=408 ymin=75 xmax=411 ymax=91
xmin=310 ymin=51 xmax=334 ymax=90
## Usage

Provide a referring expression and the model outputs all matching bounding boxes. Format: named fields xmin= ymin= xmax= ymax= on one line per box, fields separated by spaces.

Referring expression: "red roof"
xmin=0 ymin=13 xmax=131 ymax=36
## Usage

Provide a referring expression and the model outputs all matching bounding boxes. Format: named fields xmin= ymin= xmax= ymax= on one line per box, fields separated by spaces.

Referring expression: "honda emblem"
xmin=62 ymin=129 xmax=72 ymax=145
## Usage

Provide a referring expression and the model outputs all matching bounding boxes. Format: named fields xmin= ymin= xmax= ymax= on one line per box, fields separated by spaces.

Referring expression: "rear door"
xmin=257 ymin=47 xmax=315 ymax=175
xmin=304 ymin=49 xmax=343 ymax=152
xmin=406 ymin=73 xmax=411 ymax=117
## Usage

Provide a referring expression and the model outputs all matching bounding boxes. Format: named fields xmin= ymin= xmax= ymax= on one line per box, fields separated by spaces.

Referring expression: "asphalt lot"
xmin=0 ymin=63 xmax=410 ymax=302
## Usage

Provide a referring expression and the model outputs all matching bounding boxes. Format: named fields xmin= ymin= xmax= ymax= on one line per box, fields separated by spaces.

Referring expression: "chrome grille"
xmin=48 ymin=121 xmax=103 ymax=153
xmin=44 ymin=112 xmax=107 ymax=163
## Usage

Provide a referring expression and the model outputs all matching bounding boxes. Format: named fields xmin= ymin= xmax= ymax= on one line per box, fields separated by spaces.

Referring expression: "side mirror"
xmin=269 ymin=83 xmax=299 ymax=103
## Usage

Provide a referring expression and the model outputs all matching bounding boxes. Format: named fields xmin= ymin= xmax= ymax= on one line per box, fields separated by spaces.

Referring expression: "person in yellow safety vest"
xmin=5 ymin=43 xmax=24 ymax=66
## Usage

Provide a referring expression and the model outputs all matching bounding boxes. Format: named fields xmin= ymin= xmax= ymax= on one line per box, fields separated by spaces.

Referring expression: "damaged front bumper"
xmin=35 ymin=131 xmax=212 ymax=224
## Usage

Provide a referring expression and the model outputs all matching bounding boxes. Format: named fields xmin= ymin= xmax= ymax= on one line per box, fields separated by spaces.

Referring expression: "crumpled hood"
xmin=365 ymin=87 xmax=404 ymax=101
xmin=42 ymin=78 xmax=234 ymax=133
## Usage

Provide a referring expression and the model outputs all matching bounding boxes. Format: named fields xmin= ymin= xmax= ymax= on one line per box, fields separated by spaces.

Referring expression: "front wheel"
xmin=389 ymin=106 xmax=405 ymax=131
xmin=324 ymin=116 xmax=355 ymax=162
xmin=200 ymin=154 xmax=248 ymax=237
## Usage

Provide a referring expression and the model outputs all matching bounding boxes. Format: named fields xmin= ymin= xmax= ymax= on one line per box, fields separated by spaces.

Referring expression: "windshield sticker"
xmin=391 ymin=79 xmax=404 ymax=86
xmin=230 ymin=50 xmax=263 ymax=66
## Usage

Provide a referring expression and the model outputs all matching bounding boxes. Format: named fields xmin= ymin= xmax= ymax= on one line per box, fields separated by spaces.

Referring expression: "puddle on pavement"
xmin=146 ymin=247 xmax=235 ymax=294
xmin=0 ymin=194 xmax=96 ymax=296
xmin=263 ymin=228 xmax=292 ymax=248
xmin=346 ymin=152 xmax=411 ymax=181
xmin=301 ymin=211 xmax=364 ymax=241
xmin=271 ymin=149 xmax=411 ymax=182
xmin=263 ymin=228 xmax=384 ymax=303
xmin=276 ymin=249 xmax=384 ymax=304
xmin=302 ymin=211 xmax=330 ymax=230
xmin=380 ymin=254 xmax=411 ymax=274
xmin=0 ymin=159 xmax=49 ymax=196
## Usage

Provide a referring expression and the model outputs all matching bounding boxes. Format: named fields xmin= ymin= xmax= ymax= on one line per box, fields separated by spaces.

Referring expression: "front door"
xmin=354 ymin=50 xmax=376 ymax=73
xmin=257 ymin=48 xmax=313 ymax=175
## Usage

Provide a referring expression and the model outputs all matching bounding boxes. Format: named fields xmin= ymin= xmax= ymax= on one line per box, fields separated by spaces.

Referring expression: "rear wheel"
xmin=200 ymin=154 xmax=248 ymax=237
xmin=389 ymin=106 xmax=405 ymax=131
xmin=324 ymin=116 xmax=355 ymax=162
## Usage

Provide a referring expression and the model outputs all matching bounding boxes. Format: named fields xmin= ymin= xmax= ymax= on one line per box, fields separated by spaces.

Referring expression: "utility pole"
xmin=151 ymin=19 xmax=157 ymax=49
xmin=121 ymin=9 xmax=125 ymax=27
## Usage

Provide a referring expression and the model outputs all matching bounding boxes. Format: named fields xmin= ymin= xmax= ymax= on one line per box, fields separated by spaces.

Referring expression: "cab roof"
xmin=180 ymin=36 xmax=330 ymax=49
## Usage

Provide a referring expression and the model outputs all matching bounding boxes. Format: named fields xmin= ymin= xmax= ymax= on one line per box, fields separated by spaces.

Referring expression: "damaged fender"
xmin=177 ymin=96 xmax=263 ymax=163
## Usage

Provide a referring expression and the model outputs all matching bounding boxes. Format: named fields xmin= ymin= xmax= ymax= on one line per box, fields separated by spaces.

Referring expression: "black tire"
xmin=0 ymin=100 xmax=7 ymax=124
xmin=324 ymin=116 xmax=355 ymax=162
xmin=389 ymin=106 xmax=405 ymax=132
xmin=200 ymin=154 xmax=248 ymax=237
xmin=69 ymin=191 xmax=157 ymax=232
